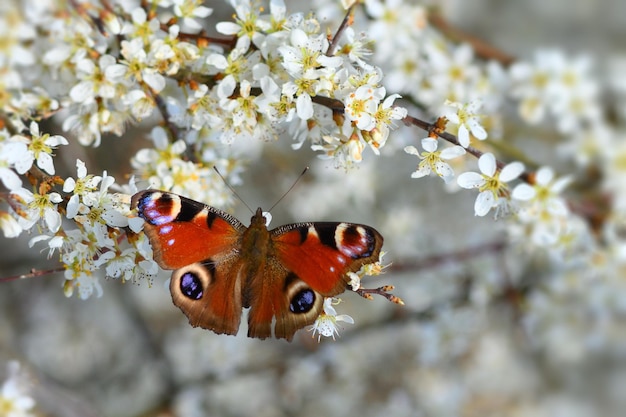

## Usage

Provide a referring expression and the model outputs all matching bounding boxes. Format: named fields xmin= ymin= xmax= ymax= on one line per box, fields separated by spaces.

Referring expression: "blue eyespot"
xmin=289 ymin=289 xmax=315 ymax=313
xmin=180 ymin=272 xmax=203 ymax=300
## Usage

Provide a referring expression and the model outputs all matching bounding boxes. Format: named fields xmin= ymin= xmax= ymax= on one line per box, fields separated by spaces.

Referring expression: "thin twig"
xmin=327 ymin=4 xmax=356 ymax=56
xmin=429 ymin=13 xmax=516 ymax=66
xmin=355 ymin=285 xmax=405 ymax=305
xmin=402 ymin=114 xmax=532 ymax=183
xmin=0 ymin=267 xmax=66 ymax=283
xmin=388 ymin=240 xmax=507 ymax=273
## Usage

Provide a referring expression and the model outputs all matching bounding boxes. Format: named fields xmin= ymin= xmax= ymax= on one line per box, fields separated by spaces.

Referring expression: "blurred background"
xmin=2 ymin=0 xmax=626 ymax=416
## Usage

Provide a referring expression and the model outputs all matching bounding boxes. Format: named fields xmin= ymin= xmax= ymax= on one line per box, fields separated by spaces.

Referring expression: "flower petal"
xmin=500 ymin=161 xmax=524 ymax=182
xmin=440 ymin=145 xmax=466 ymax=160
xmin=535 ymin=167 xmax=554 ymax=185
xmin=457 ymin=124 xmax=470 ymax=148
xmin=296 ymin=93 xmax=314 ymax=120
xmin=474 ymin=191 xmax=494 ymax=216
xmin=478 ymin=153 xmax=497 ymax=177
xmin=512 ymin=183 xmax=535 ymax=201
xmin=421 ymin=138 xmax=437 ymax=153
xmin=457 ymin=172 xmax=484 ymax=189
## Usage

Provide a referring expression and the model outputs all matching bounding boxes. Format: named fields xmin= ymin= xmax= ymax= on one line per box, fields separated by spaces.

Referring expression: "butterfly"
xmin=131 ymin=190 xmax=384 ymax=341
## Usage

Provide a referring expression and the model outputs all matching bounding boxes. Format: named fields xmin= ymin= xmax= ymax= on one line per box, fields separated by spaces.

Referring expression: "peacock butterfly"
xmin=131 ymin=190 xmax=384 ymax=341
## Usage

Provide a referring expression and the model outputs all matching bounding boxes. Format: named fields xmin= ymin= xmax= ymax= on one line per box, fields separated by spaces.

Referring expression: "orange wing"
xmin=132 ymin=190 xmax=246 ymax=335
xmin=271 ymin=222 xmax=383 ymax=295
xmin=246 ymin=221 xmax=383 ymax=340
xmin=132 ymin=190 xmax=244 ymax=269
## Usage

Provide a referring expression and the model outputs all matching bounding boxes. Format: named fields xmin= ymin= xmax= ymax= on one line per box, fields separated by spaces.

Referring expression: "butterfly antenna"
xmin=213 ymin=166 xmax=254 ymax=214
xmin=268 ymin=166 xmax=310 ymax=213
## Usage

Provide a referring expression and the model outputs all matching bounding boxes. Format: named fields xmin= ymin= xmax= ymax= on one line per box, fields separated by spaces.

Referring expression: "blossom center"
xmin=30 ymin=134 xmax=52 ymax=158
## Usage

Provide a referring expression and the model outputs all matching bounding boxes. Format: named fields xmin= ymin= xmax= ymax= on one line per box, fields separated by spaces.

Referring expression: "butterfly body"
xmin=131 ymin=190 xmax=383 ymax=340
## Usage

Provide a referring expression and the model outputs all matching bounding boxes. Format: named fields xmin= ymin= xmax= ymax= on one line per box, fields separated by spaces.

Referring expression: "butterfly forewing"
xmin=271 ymin=222 xmax=384 ymax=295
xmin=132 ymin=190 xmax=245 ymax=269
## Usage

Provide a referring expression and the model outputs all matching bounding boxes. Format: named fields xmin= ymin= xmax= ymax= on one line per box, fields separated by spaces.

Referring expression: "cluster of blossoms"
xmin=0 ymin=119 xmax=160 ymax=298
xmin=0 ymin=0 xmax=406 ymax=338
xmin=0 ymin=0 xmax=622 ymax=350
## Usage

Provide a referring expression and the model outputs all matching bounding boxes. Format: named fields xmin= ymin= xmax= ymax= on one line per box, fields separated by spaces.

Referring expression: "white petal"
xmin=512 ymin=183 xmax=535 ymax=201
xmin=336 ymin=314 xmax=354 ymax=324
xmin=457 ymin=172 xmax=484 ymax=189
xmin=551 ymin=176 xmax=572 ymax=194
xmin=181 ymin=17 xmax=202 ymax=32
xmin=435 ymin=162 xmax=455 ymax=183
xmin=1 ymin=215 xmax=22 ymax=238
xmin=469 ymin=121 xmax=487 ymax=140
xmin=457 ymin=124 xmax=470 ymax=148
xmin=37 ymin=153 xmax=55 ymax=175
xmin=404 ymin=145 xmax=419 ymax=156
xmin=143 ymin=71 xmax=165 ymax=93
xmin=206 ymin=53 xmax=228 ymax=69
xmin=69 ymin=81 xmax=94 ymax=103
xmin=217 ymin=75 xmax=236 ymax=99
xmin=356 ymin=113 xmax=376 ymax=131
xmin=474 ymin=191 xmax=494 ymax=216
xmin=76 ymin=159 xmax=87 ymax=178
xmin=215 ymin=21 xmax=241 ymax=36
xmin=63 ymin=177 xmax=77 ymax=193
xmin=45 ymin=135 xmax=68 ymax=146
xmin=139 ymin=259 xmax=159 ymax=275
xmin=44 ymin=209 xmax=62 ymax=233
xmin=290 ymin=28 xmax=308 ymax=48
xmin=547 ymin=198 xmax=569 ymax=216
xmin=478 ymin=153 xmax=497 ymax=177
xmin=421 ymin=138 xmax=437 ymax=152
xmin=49 ymin=192 xmax=63 ymax=203
xmin=102 ymin=209 xmax=129 ymax=227
xmin=105 ymin=63 xmax=127 ymax=80
xmin=270 ymin=0 xmax=286 ymax=16
xmin=296 ymin=93 xmax=314 ymax=120
xmin=382 ymin=93 xmax=401 ymax=109
xmin=193 ymin=6 xmax=212 ymax=18
xmin=128 ymin=216 xmax=145 ymax=233
xmin=131 ymin=7 xmax=147 ymax=24
xmin=411 ymin=166 xmax=431 ymax=179
xmin=29 ymin=121 xmax=40 ymax=136
xmin=14 ymin=153 xmax=34 ymax=174
xmin=500 ymin=161 xmax=524 ymax=182
xmin=318 ymin=55 xmax=342 ymax=68
xmin=535 ymin=166 xmax=554 ymax=185
xmin=440 ymin=145 xmax=466 ymax=160
xmin=0 ymin=168 xmax=22 ymax=190
xmin=66 ymin=194 xmax=80 ymax=219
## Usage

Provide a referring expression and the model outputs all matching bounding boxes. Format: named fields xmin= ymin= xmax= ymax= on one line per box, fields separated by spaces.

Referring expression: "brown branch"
xmin=388 ymin=240 xmax=507 ymax=273
xmin=162 ymin=24 xmax=237 ymax=49
xmin=428 ymin=13 xmax=516 ymax=66
xmin=326 ymin=4 xmax=356 ymax=57
xmin=402 ymin=114 xmax=533 ymax=183
xmin=354 ymin=285 xmax=404 ymax=305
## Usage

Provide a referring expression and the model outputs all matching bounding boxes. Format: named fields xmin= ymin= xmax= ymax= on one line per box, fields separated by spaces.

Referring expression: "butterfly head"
xmin=250 ymin=207 xmax=272 ymax=228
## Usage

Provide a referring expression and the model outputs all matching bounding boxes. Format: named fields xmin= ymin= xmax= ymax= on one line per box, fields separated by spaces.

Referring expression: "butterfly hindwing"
xmin=169 ymin=260 xmax=244 ymax=336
